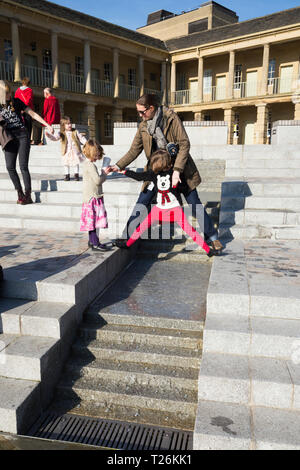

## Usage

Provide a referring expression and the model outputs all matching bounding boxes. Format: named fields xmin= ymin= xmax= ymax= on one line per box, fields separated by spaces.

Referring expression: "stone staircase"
xmin=219 ymin=147 xmax=300 ymax=240
xmin=46 ymin=255 xmax=210 ymax=433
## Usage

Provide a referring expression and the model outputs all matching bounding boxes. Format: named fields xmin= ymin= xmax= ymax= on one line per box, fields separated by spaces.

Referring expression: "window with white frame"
xmin=268 ymin=59 xmax=276 ymax=85
xmin=234 ymin=65 xmax=242 ymax=89
xmin=203 ymin=70 xmax=212 ymax=94
xmin=128 ymin=68 xmax=137 ymax=87
xmin=4 ymin=39 xmax=13 ymax=62
xmin=104 ymin=63 xmax=113 ymax=82
xmin=104 ymin=113 xmax=112 ymax=138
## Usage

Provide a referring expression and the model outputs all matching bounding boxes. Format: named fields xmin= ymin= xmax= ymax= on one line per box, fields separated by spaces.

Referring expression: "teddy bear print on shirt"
xmin=156 ymin=174 xmax=180 ymax=210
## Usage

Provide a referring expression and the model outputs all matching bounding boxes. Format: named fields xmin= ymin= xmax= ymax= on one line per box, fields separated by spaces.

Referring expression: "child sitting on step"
xmin=114 ymin=149 xmax=218 ymax=257
xmin=80 ymin=139 xmax=111 ymax=252
xmin=46 ymin=116 xmax=86 ymax=181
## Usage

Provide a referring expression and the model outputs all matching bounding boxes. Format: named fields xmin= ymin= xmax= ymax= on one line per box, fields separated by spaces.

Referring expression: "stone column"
xmin=194 ymin=111 xmax=203 ymax=121
xmin=84 ymin=41 xmax=92 ymax=94
xmin=255 ymin=103 xmax=268 ymax=144
xmin=113 ymin=48 xmax=119 ymax=99
xmin=197 ymin=55 xmax=204 ymax=103
xmin=261 ymin=44 xmax=270 ymax=96
xmin=112 ymin=106 xmax=123 ymax=123
xmin=224 ymin=107 xmax=235 ymax=144
xmin=170 ymin=61 xmax=176 ymax=103
xmin=51 ymin=31 xmax=59 ymax=88
xmin=11 ymin=19 xmax=21 ymax=83
xmin=138 ymin=56 xmax=144 ymax=97
xmin=84 ymin=103 xmax=96 ymax=139
xmin=227 ymin=50 xmax=235 ymax=99
xmin=161 ymin=61 xmax=167 ymax=105
xmin=294 ymin=103 xmax=300 ymax=121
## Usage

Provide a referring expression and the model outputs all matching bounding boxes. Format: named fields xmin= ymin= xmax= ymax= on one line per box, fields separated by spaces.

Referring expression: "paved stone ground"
xmin=0 ymin=228 xmax=89 ymax=274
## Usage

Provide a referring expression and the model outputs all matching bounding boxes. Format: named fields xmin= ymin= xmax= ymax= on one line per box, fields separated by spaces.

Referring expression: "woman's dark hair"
xmin=150 ymin=149 xmax=172 ymax=174
xmin=136 ymin=93 xmax=160 ymax=110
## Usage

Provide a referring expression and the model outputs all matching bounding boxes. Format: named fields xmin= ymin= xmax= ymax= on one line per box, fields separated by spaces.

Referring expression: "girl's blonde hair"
xmin=150 ymin=149 xmax=172 ymax=174
xmin=83 ymin=139 xmax=104 ymax=161
xmin=60 ymin=116 xmax=72 ymax=136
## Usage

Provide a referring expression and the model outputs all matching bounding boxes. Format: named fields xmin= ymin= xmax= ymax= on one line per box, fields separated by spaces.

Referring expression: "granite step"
xmin=0 ymin=376 xmax=41 ymax=434
xmin=55 ymin=373 xmax=198 ymax=422
xmin=63 ymin=357 xmax=198 ymax=391
xmin=50 ymin=396 xmax=196 ymax=431
xmin=219 ymin=208 xmax=300 ymax=226
xmin=221 ymin=195 xmax=300 ymax=212
xmin=71 ymin=338 xmax=202 ymax=369
xmin=221 ymin=178 xmax=300 ymax=197
xmin=79 ymin=322 xmax=202 ymax=350
xmin=219 ymin=223 xmax=300 ymax=241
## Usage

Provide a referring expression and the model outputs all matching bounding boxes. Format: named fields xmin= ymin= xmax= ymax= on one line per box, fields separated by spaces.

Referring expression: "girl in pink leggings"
xmin=115 ymin=149 xmax=218 ymax=257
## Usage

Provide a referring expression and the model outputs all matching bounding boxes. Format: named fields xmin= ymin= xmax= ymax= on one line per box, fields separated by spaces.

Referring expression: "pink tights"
xmin=126 ymin=205 xmax=210 ymax=254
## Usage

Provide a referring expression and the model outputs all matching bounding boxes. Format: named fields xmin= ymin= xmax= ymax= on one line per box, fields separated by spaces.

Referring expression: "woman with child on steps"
xmin=113 ymin=149 xmax=218 ymax=257
xmin=108 ymin=93 xmax=224 ymax=255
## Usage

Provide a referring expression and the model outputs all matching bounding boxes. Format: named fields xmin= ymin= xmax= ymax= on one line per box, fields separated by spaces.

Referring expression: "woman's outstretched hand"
xmin=107 ymin=165 xmax=119 ymax=173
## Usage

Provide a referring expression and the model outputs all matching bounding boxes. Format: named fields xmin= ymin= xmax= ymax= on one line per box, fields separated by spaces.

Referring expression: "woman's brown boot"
xmin=17 ymin=190 xmax=25 ymax=204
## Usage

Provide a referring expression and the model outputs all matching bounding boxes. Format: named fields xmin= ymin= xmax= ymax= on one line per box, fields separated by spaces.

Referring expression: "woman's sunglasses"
xmin=138 ymin=107 xmax=149 ymax=116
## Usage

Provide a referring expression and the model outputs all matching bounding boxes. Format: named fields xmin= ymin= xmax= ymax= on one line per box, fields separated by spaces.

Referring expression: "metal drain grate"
xmin=26 ymin=413 xmax=193 ymax=450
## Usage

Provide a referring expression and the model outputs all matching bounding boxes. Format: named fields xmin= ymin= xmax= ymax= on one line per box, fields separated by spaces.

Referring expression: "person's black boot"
xmin=64 ymin=174 xmax=70 ymax=181
xmin=74 ymin=173 xmax=80 ymax=181
xmin=115 ymin=239 xmax=129 ymax=249
xmin=92 ymin=243 xmax=112 ymax=252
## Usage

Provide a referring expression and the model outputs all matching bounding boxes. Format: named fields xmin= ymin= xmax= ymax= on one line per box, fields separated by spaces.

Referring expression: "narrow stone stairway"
xmin=26 ymin=235 xmax=212 ymax=448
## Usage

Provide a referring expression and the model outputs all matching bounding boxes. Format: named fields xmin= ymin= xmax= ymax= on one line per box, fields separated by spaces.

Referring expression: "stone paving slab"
xmin=88 ymin=257 xmax=211 ymax=326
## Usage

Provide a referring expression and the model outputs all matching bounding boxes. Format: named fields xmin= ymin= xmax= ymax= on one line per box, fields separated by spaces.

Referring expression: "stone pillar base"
xmin=83 ymin=104 xmax=96 ymax=139
xmin=294 ymin=103 xmax=300 ymax=121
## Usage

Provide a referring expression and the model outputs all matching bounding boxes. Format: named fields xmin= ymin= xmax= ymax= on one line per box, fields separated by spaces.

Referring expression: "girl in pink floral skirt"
xmin=80 ymin=139 xmax=111 ymax=252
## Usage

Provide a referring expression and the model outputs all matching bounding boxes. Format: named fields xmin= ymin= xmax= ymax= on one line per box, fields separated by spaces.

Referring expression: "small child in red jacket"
xmin=115 ymin=149 xmax=218 ymax=257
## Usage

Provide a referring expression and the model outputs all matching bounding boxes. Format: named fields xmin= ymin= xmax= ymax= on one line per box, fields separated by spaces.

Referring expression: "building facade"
xmin=140 ymin=2 xmax=300 ymax=144
xmin=0 ymin=0 xmax=169 ymax=144
xmin=1 ymin=0 xmax=300 ymax=144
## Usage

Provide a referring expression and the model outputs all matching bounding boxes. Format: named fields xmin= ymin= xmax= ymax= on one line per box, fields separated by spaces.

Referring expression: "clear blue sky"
xmin=50 ymin=0 xmax=300 ymax=30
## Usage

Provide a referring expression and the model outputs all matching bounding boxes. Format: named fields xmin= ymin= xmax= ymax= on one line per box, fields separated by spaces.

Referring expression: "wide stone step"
xmin=221 ymin=178 xmax=300 ymax=197
xmin=226 ymin=159 xmax=300 ymax=170
xmin=219 ymin=208 xmax=300 ymax=226
xmin=64 ymin=357 xmax=198 ymax=390
xmin=221 ymin=195 xmax=300 ymax=212
xmin=50 ymin=396 xmax=195 ymax=430
xmin=0 ymin=333 xmax=59 ymax=382
xmin=226 ymin=168 xmax=300 ymax=178
xmin=56 ymin=373 xmax=198 ymax=416
xmin=0 ymin=376 xmax=41 ymax=434
xmin=219 ymin=223 xmax=300 ymax=241
xmin=0 ymin=298 xmax=76 ymax=339
xmin=72 ymin=338 xmax=201 ymax=369
xmin=79 ymin=322 xmax=202 ymax=350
